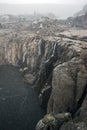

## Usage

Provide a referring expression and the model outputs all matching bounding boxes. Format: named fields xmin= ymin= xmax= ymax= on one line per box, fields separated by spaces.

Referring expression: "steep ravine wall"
xmin=33 ymin=37 xmax=87 ymax=130
xmin=0 ymin=36 xmax=87 ymax=130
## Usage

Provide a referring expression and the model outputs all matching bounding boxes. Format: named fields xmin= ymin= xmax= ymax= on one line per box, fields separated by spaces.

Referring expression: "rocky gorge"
xmin=0 ymin=5 xmax=87 ymax=130
xmin=0 ymin=29 xmax=87 ymax=130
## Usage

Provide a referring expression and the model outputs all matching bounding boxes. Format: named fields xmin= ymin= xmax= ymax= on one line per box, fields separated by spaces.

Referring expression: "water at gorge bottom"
xmin=0 ymin=65 xmax=45 ymax=130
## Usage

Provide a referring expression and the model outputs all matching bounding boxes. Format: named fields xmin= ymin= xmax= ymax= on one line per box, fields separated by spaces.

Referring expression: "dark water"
xmin=0 ymin=65 xmax=45 ymax=130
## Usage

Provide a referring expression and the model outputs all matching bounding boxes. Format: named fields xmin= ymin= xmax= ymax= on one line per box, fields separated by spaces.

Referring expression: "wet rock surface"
xmin=0 ymin=65 xmax=45 ymax=130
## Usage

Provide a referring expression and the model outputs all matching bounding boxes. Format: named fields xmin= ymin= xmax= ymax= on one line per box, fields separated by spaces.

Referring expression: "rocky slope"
xmin=66 ymin=4 xmax=87 ymax=29
xmin=74 ymin=4 xmax=87 ymax=17
xmin=67 ymin=13 xmax=87 ymax=29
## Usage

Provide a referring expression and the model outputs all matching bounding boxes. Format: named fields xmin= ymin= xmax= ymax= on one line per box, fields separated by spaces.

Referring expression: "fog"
xmin=0 ymin=3 xmax=86 ymax=19
xmin=0 ymin=0 xmax=87 ymax=4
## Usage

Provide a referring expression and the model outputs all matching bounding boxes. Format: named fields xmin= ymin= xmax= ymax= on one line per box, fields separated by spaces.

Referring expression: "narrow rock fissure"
xmin=35 ymin=42 xmax=58 ymax=110
xmin=74 ymin=83 xmax=87 ymax=117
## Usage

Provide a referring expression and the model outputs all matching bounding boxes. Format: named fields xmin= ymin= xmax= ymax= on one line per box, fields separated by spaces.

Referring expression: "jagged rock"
xmin=67 ymin=4 xmax=87 ymax=29
xmin=36 ymin=113 xmax=71 ymax=130
xmin=36 ymin=119 xmax=47 ymax=130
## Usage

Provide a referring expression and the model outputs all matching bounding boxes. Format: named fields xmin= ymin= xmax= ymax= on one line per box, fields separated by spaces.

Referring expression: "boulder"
xmin=36 ymin=113 xmax=71 ymax=130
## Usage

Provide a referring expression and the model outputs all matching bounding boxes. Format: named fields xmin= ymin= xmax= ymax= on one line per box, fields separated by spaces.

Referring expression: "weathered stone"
xmin=36 ymin=113 xmax=71 ymax=130
xmin=47 ymin=57 xmax=87 ymax=115
xmin=24 ymin=74 xmax=36 ymax=84
xmin=47 ymin=62 xmax=75 ymax=114
xmin=36 ymin=119 xmax=48 ymax=130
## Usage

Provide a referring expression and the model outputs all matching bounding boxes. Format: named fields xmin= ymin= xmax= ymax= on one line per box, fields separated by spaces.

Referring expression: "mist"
xmin=0 ymin=3 xmax=85 ymax=19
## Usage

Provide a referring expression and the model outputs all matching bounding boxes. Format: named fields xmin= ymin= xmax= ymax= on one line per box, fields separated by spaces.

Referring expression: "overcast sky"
xmin=0 ymin=0 xmax=87 ymax=4
xmin=0 ymin=0 xmax=86 ymax=18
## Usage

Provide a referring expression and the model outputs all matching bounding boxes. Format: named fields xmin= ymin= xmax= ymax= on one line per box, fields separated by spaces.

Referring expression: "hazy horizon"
xmin=0 ymin=0 xmax=87 ymax=4
xmin=0 ymin=2 xmax=86 ymax=19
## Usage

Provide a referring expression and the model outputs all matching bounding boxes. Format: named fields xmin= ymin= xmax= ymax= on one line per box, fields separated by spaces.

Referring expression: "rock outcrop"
xmin=74 ymin=4 xmax=87 ymax=17
xmin=35 ymin=35 xmax=87 ymax=129
xmin=66 ymin=5 xmax=87 ymax=29
xmin=67 ymin=13 xmax=87 ymax=29
xmin=36 ymin=113 xmax=71 ymax=130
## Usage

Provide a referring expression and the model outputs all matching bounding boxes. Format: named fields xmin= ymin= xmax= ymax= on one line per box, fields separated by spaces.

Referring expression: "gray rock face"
xmin=0 ymin=32 xmax=87 ymax=106
xmin=66 ymin=5 xmax=87 ymax=29
xmin=0 ymin=26 xmax=87 ymax=130
xmin=48 ymin=62 xmax=75 ymax=114
xmin=48 ymin=58 xmax=87 ymax=114
xmin=80 ymin=93 xmax=87 ymax=118
xmin=47 ymin=40 xmax=87 ymax=115
xmin=67 ymin=12 xmax=87 ymax=29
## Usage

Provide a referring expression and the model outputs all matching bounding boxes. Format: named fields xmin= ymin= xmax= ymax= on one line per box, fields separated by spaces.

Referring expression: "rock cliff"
xmin=0 ymin=13 xmax=87 ymax=130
